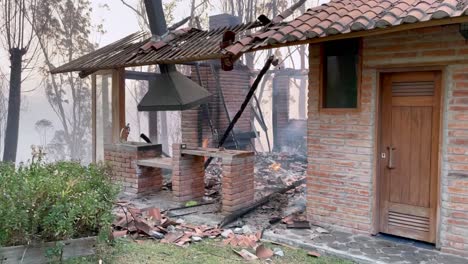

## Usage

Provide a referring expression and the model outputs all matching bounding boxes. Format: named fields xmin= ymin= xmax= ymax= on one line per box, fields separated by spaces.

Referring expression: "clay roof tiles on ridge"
xmin=226 ymin=0 xmax=468 ymax=55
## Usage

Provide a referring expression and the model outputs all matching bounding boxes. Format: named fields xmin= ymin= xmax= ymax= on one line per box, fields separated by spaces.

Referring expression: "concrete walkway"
xmin=263 ymin=227 xmax=468 ymax=264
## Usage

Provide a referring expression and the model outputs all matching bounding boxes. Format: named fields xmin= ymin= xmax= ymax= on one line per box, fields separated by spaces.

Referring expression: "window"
xmin=321 ymin=38 xmax=361 ymax=109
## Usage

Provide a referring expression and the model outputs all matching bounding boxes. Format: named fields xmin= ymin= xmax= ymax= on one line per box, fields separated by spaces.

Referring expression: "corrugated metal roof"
xmin=51 ymin=22 xmax=260 ymax=76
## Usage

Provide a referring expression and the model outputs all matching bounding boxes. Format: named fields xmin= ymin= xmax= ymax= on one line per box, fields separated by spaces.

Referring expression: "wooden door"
xmin=379 ymin=71 xmax=441 ymax=243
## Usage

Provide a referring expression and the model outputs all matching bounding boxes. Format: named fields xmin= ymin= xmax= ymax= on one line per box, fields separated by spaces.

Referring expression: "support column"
xmin=221 ymin=153 xmax=255 ymax=214
xmin=172 ymin=144 xmax=205 ymax=202
xmin=272 ymin=74 xmax=290 ymax=151
xmin=111 ymin=68 xmax=125 ymax=143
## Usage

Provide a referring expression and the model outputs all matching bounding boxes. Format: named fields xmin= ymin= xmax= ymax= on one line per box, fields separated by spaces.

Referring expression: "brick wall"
xmin=171 ymin=143 xmax=255 ymax=213
xmin=104 ymin=143 xmax=163 ymax=196
xmin=307 ymin=24 xmax=468 ymax=255
xmin=172 ymin=144 xmax=205 ymax=202
xmin=183 ymin=65 xmax=252 ymax=148
xmin=363 ymin=25 xmax=467 ymax=67
xmin=221 ymin=153 xmax=255 ymax=214
xmin=307 ymin=44 xmax=375 ymax=234
xmin=181 ymin=109 xmax=200 ymax=148
xmin=441 ymin=65 xmax=468 ymax=257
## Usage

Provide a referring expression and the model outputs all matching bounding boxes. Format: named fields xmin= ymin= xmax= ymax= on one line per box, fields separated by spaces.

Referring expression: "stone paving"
xmin=263 ymin=227 xmax=468 ymax=264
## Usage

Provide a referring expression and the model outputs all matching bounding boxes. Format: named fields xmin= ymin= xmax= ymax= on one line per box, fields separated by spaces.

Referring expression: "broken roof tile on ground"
xmin=227 ymin=0 xmax=468 ymax=54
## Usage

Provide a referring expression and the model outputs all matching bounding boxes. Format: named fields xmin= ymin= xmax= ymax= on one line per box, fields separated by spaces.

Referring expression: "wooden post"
xmin=112 ymin=68 xmax=126 ymax=143
xmin=91 ymin=74 xmax=97 ymax=162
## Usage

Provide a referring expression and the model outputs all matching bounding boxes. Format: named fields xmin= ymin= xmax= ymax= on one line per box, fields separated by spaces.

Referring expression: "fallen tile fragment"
xmin=147 ymin=207 xmax=162 ymax=221
xmin=307 ymin=251 xmax=321 ymax=258
xmin=282 ymin=215 xmax=294 ymax=225
xmin=161 ymin=232 xmax=184 ymax=243
xmin=233 ymin=249 xmax=258 ymax=261
xmin=134 ymin=218 xmax=153 ymax=236
xmin=255 ymin=244 xmax=274 ymax=259
xmin=316 ymin=227 xmax=329 ymax=234
xmin=175 ymin=233 xmax=192 ymax=246
xmin=128 ymin=207 xmax=142 ymax=215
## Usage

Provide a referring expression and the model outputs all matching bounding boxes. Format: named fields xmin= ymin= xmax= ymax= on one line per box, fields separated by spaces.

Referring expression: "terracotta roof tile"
xmin=226 ymin=0 xmax=468 ymax=55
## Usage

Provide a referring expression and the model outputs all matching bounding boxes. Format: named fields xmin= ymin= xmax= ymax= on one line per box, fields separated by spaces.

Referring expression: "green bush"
xmin=0 ymin=161 xmax=118 ymax=247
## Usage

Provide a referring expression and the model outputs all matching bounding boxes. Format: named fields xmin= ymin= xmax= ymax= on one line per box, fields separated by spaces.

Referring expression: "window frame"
xmin=319 ymin=38 xmax=363 ymax=113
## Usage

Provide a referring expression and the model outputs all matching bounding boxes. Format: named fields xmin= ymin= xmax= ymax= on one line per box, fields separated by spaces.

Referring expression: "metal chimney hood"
xmin=138 ymin=0 xmax=211 ymax=112
xmin=137 ymin=68 xmax=211 ymax=111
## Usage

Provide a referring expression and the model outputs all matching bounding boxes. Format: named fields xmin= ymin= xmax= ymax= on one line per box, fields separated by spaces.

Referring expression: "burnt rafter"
xmin=50 ymin=22 xmax=260 ymax=76
xmin=50 ymin=0 xmax=308 ymax=76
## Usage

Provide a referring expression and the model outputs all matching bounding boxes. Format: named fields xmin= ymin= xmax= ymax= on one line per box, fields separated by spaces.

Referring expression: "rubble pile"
xmin=111 ymin=202 xmax=294 ymax=260
xmin=111 ymin=152 xmax=311 ymax=260
xmin=203 ymin=152 xmax=307 ymax=199
xmin=112 ymin=202 xmax=223 ymax=246
xmin=254 ymin=152 xmax=306 ymax=196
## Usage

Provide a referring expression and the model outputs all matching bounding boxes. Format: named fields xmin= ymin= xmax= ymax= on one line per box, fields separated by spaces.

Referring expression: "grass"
xmin=65 ymin=238 xmax=352 ymax=264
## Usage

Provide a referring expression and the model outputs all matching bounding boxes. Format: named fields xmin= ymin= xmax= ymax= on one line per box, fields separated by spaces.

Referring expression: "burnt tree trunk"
xmin=3 ymin=48 xmax=25 ymax=162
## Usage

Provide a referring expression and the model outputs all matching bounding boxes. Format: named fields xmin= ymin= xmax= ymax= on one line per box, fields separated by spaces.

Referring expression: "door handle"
xmin=387 ymin=146 xmax=396 ymax=169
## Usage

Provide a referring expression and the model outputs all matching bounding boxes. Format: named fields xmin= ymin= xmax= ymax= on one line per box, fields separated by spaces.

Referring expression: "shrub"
xmin=0 ymin=161 xmax=118 ymax=247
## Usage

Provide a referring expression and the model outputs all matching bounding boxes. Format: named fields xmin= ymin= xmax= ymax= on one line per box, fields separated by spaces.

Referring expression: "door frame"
xmin=374 ymin=66 xmax=445 ymax=247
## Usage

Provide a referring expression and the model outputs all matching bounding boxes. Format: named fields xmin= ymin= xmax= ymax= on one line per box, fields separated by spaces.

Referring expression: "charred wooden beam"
xmin=219 ymin=178 xmax=306 ymax=228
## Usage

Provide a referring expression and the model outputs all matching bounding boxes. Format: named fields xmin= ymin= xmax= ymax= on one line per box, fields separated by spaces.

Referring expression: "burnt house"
xmin=51 ymin=0 xmax=468 ymax=258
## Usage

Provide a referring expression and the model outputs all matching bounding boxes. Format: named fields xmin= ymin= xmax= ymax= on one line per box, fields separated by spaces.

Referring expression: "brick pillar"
xmin=272 ymin=73 xmax=290 ymax=151
xmin=172 ymin=144 xmax=205 ymax=202
xmin=222 ymin=153 xmax=255 ymax=214
xmin=104 ymin=143 xmax=163 ymax=196
xmin=181 ymin=109 xmax=201 ymax=148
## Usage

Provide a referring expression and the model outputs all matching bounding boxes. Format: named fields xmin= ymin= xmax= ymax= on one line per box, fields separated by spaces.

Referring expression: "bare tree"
xmin=33 ymin=0 xmax=97 ymax=162
xmin=34 ymin=119 xmax=53 ymax=148
xmin=0 ymin=0 xmax=39 ymax=162
xmin=121 ymin=0 xmax=179 ymax=29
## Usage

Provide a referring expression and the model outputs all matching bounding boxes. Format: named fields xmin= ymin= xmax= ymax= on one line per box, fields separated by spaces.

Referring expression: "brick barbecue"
xmin=104 ymin=142 xmax=255 ymax=215
xmin=104 ymin=143 xmax=163 ymax=197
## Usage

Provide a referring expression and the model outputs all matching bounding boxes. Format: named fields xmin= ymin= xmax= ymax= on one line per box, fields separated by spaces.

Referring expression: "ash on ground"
xmin=204 ymin=152 xmax=307 ymax=230
xmin=118 ymin=152 xmax=307 ymax=234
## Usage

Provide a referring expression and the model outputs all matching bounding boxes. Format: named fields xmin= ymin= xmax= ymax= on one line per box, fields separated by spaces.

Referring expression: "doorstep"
xmin=263 ymin=228 xmax=468 ymax=264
